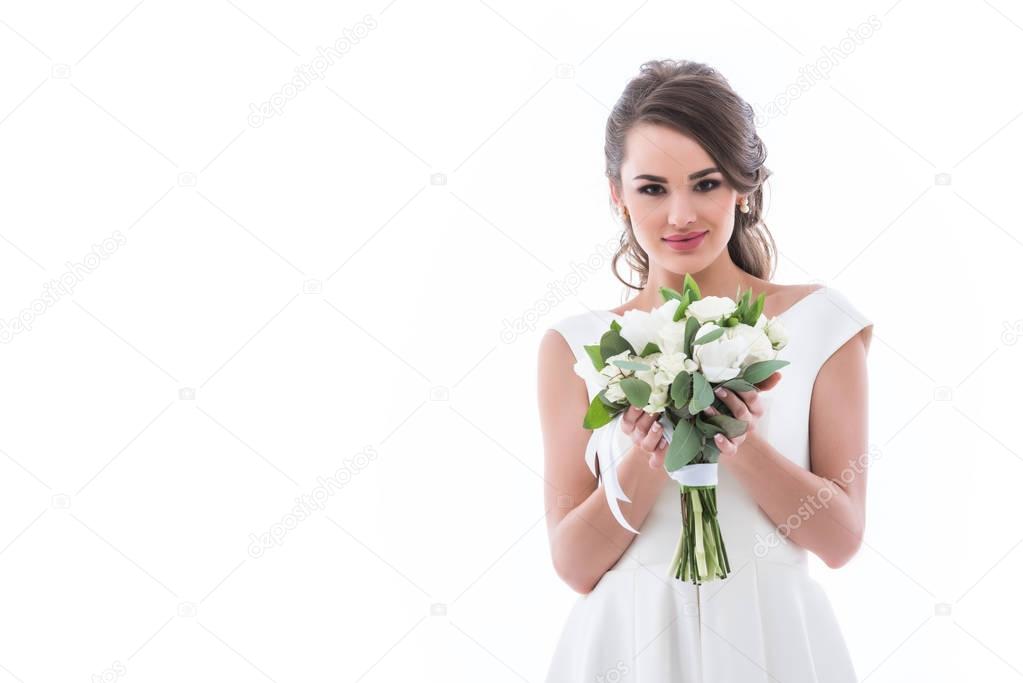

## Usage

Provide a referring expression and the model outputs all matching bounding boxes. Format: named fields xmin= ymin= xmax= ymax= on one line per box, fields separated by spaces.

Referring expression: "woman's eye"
xmin=639 ymin=184 xmax=664 ymax=196
xmin=696 ymin=179 xmax=720 ymax=192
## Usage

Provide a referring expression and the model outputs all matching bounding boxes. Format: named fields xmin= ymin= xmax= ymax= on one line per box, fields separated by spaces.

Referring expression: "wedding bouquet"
xmin=574 ymin=274 xmax=790 ymax=585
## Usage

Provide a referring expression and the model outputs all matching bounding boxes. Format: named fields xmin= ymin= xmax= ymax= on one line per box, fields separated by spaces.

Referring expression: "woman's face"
xmin=612 ymin=123 xmax=741 ymax=272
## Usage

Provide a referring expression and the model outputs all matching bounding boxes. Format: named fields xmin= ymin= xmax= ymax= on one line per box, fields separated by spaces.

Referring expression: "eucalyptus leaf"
xmin=703 ymin=439 xmax=721 ymax=463
xmin=665 ymin=418 xmax=701 ymax=471
xmin=670 ymin=371 xmax=692 ymax=409
xmin=689 ymin=372 xmax=714 ymax=414
xmin=682 ymin=316 xmax=700 ymax=357
xmin=742 ymin=359 xmax=790 ymax=384
xmin=694 ymin=327 xmax=725 ymax=345
xmin=584 ymin=344 xmax=604 ymax=371
xmin=720 ymin=378 xmax=757 ymax=393
xmin=620 ymin=377 xmax=652 ymax=407
xmin=703 ymin=413 xmax=748 ymax=439
xmin=613 ymin=359 xmax=652 ymax=372
xmin=695 ymin=415 xmax=722 ymax=436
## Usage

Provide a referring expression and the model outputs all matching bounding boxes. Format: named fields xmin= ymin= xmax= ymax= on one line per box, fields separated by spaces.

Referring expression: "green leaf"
xmin=670 ymin=371 xmax=692 ymax=409
xmin=610 ymin=320 xmax=622 ymax=332
xmin=720 ymin=378 xmax=757 ymax=393
xmin=620 ymin=377 xmax=652 ymax=407
xmin=640 ymin=342 xmax=661 ymax=356
xmin=694 ymin=415 xmax=722 ymax=436
xmin=673 ymin=292 xmax=691 ymax=321
xmin=583 ymin=393 xmax=614 ymax=429
xmin=599 ymin=328 xmax=634 ymax=362
xmin=742 ymin=359 xmax=790 ymax=384
xmin=693 ymin=327 xmax=725 ymax=345
xmin=703 ymin=439 xmax=721 ymax=463
xmin=682 ymin=316 xmax=700 ymax=357
xmin=683 ymin=273 xmax=701 ymax=301
xmin=584 ymin=344 xmax=604 ymax=371
xmin=703 ymin=413 xmax=748 ymax=438
xmin=749 ymin=292 xmax=765 ymax=324
xmin=598 ymin=391 xmax=624 ymax=409
xmin=612 ymin=359 xmax=651 ymax=372
xmin=689 ymin=372 xmax=714 ymax=414
xmin=659 ymin=286 xmax=684 ymax=302
xmin=665 ymin=418 xmax=701 ymax=470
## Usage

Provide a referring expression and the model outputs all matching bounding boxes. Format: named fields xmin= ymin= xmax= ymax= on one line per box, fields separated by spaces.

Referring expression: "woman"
xmin=537 ymin=59 xmax=873 ymax=681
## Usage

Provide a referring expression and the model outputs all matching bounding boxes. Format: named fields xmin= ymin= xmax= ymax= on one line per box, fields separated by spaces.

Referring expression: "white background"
xmin=1 ymin=0 xmax=1020 ymax=681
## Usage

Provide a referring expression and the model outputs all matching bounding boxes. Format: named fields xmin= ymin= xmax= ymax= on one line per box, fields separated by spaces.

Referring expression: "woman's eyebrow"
xmin=632 ymin=167 xmax=720 ymax=182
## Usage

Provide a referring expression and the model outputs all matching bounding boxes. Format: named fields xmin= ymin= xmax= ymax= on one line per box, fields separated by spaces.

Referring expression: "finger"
xmin=640 ymin=419 xmax=664 ymax=452
xmin=714 ymin=432 xmax=740 ymax=455
xmin=621 ymin=405 xmax=640 ymax=431
xmin=714 ymin=386 xmax=751 ymax=418
xmin=648 ymin=438 xmax=668 ymax=469
xmin=755 ymin=372 xmax=783 ymax=391
xmin=634 ymin=411 xmax=656 ymax=436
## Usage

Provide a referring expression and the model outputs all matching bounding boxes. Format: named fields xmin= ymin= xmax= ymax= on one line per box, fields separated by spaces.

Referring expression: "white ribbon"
xmin=584 ymin=412 xmax=640 ymax=534
xmin=668 ymin=462 xmax=719 ymax=487
xmin=584 ymin=411 xmax=680 ymax=534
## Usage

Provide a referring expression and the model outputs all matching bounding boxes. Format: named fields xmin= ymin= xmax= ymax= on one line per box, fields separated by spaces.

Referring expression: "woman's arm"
xmin=537 ymin=329 xmax=668 ymax=594
xmin=726 ymin=326 xmax=873 ymax=568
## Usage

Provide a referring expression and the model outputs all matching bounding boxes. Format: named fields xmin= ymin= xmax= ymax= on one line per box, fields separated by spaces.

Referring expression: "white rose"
xmin=633 ymin=352 xmax=662 ymax=389
xmin=600 ymin=350 xmax=633 ymax=380
xmin=605 ymin=379 xmax=626 ymax=403
xmin=655 ymin=318 xmax=688 ymax=355
xmin=765 ymin=316 xmax=788 ymax=350
xmin=693 ymin=325 xmax=750 ymax=382
xmin=654 ymin=351 xmax=690 ymax=385
xmin=645 ymin=386 xmax=670 ymax=413
xmin=728 ymin=323 xmax=775 ymax=369
xmin=619 ymin=300 xmax=682 ymax=354
xmin=685 ymin=296 xmax=737 ymax=324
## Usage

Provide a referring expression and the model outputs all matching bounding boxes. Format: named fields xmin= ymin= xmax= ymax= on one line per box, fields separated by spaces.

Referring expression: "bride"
xmin=537 ymin=59 xmax=873 ymax=682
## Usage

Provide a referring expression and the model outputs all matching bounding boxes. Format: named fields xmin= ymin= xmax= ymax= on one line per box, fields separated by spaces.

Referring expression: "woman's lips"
xmin=662 ymin=231 xmax=708 ymax=251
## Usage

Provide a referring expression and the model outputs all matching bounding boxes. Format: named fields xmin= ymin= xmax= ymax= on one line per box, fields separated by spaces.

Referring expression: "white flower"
xmin=601 ymin=350 xmax=633 ymax=380
xmin=645 ymin=386 xmax=670 ymax=413
xmin=765 ymin=316 xmax=788 ymax=350
xmin=729 ymin=323 xmax=775 ymax=369
xmin=605 ymin=379 xmax=626 ymax=403
xmin=654 ymin=351 xmax=690 ymax=385
xmin=619 ymin=300 xmax=681 ymax=354
xmin=656 ymin=319 xmax=688 ymax=355
xmin=685 ymin=296 xmax=737 ymax=324
xmin=572 ymin=356 xmax=610 ymax=389
xmin=693 ymin=321 xmax=780 ymax=382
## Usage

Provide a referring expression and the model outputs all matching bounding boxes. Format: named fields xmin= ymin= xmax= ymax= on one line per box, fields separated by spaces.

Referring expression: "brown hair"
xmin=605 ymin=59 xmax=778 ymax=291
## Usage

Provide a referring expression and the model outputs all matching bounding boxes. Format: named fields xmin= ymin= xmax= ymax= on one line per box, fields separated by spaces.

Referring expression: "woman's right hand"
xmin=619 ymin=406 xmax=669 ymax=469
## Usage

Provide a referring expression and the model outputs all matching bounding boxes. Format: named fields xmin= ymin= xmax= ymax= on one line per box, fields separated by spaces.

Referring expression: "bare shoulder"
xmin=762 ymin=282 xmax=826 ymax=318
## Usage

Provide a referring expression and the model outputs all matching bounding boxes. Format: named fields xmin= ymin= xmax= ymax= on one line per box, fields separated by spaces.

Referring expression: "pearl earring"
xmin=739 ymin=197 xmax=750 ymax=214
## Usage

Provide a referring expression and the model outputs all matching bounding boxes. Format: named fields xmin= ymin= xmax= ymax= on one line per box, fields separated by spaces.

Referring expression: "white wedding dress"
xmin=545 ymin=286 xmax=873 ymax=683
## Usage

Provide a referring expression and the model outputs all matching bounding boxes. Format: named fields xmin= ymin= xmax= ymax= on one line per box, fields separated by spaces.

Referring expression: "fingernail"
xmin=715 ymin=388 xmax=726 ymax=397
xmin=652 ymin=423 xmax=661 ymax=431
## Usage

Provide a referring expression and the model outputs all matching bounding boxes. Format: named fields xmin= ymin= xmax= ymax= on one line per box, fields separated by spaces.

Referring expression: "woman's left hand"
xmin=703 ymin=372 xmax=781 ymax=459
